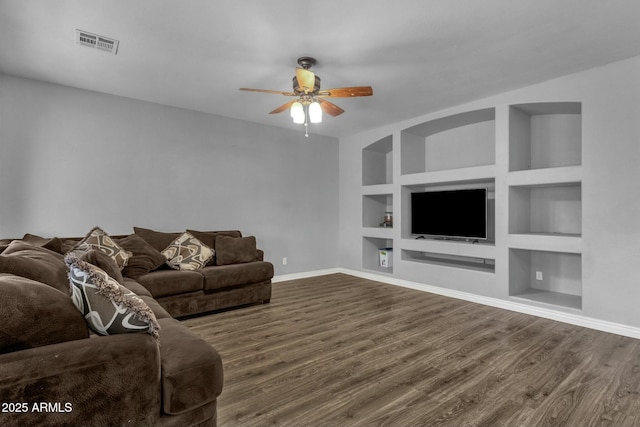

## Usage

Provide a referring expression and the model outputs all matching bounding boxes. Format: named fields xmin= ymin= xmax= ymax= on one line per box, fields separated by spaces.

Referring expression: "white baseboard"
xmin=272 ymin=268 xmax=342 ymax=283
xmin=273 ymin=268 xmax=640 ymax=340
xmin=338 ymin=268 xmax=640 ymax=340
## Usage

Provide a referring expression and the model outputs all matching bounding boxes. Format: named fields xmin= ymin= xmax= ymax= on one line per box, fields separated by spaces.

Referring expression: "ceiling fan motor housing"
xmin=293 ymin=75 xmax=321 ymax=95
xmin=297 ymin=56 xmax=317 ymax=69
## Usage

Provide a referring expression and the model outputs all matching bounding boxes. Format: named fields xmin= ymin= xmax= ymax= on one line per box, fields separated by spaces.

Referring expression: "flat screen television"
xmin=411 ymin=188 xmax=488 ymax=240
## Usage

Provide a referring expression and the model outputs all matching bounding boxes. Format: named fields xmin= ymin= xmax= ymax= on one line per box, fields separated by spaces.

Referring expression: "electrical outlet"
xmin=536 ymin=271 xmax=543 ymax=281
xmin=282 ymin=257 xmax=287 ymax=265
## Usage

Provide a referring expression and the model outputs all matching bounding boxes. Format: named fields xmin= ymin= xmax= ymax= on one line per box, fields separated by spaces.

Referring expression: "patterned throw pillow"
xmin=64 ymin=252 xmax=160 ymax=340
xmin=70 ymin=226 xmax=131 ymax=270
xmin=162 ymin=232 xmax=214 ymax=271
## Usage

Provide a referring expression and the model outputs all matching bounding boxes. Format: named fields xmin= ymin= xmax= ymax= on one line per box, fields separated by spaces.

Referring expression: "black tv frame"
xmin=410 ymin=188 xmax=488 ymax=241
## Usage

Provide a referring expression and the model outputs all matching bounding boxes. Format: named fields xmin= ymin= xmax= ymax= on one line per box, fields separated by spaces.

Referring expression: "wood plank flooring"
xmin=183 ymin=273 xmax=640 ymax=426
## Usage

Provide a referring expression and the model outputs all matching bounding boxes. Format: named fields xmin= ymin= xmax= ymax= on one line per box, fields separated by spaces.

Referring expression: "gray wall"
xmin=0 ymin=74 xmax=339 ymax=276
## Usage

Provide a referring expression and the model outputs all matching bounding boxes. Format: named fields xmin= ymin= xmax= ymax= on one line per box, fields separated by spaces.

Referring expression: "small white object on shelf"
xmin=379 ymin=248 xmax=393 ymax=268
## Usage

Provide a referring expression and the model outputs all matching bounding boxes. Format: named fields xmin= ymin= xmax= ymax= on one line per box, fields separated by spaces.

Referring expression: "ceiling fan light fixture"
xmin=309 ymin=101 xmax=322 ymax=123
xmin=291 ymin=101 xmax=305 ymax=124
xmin=240 ymin=56 xmax=372 ymax=135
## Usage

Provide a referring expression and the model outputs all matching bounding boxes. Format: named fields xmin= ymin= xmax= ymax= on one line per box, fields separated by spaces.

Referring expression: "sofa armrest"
xmin=257 ymin=249 xmax=264 ymax=261
xmin=0 ymin=334 xmax=161 ymax=427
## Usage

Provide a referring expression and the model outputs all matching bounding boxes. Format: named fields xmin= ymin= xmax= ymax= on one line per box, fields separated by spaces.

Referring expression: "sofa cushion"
xmin=0 ymin=239 xmax=12 ymax=253
xmin=134 ymin=226 xmax=181 ymax=252
xmin=201 ymin=262 xmax=274 ymax=291
xmin=61 ymin=238 xmax=79 ymax=253
xmin=186 ymin=230 xmax=242 ymax=250
xmin=0 ymin=273 xmax=89 ymax=354
xmin=0 ymin=241 xmax=69 ymax=293
xmin=157 ymin=318 xmax=223 ymax=414
xmin=118 ymin=234 xmax=167 ymax=278
xmin=65 ymin=253 xmax=160 ymax=340
xmin=122 ymin=278 xmax=153 ymax=297
xmin=162 ymin=232 xmax=214 ymax=271
xmin=70 ymin=226 xmax=131 ymax=270
xmin=22 ymin=233 xmax=65 ymax=253
xmin=136 ymin=269 xmax=204 ymax=299
xmin=155 ymin=291 xmax=206 ymax=318
xmin=215 ymin=235 xmax=258 ymax=265
xmin=138 ymin=295 xmax=173 ymax=319
xmin=80 ymin=249 xmax=125 ymax=285
xmin=186 ymin=230 xmax=242 ymax=266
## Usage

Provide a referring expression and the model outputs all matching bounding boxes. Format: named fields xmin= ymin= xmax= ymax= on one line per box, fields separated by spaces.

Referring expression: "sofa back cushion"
xmin=117 ymin=234 xmax=167 ymax=278
xmin=186 ymin=230 xmax=242 ymax=250
xmin=133 ymin=227 xmax=182 ymax=252
xmin=80 ymin=249 xmax=125 ymax=285
xmin=0 ymin=274 xmax=89 ymax=354
xmin=0 ymin=241 xmax=69 ymax=293
xmin=22 ymin=233 xmax=65 ymax=253
xmin=215 ymin=235 xmax=258 ymax=265
xmin=187 ymin=230 xmax=242 ymax=266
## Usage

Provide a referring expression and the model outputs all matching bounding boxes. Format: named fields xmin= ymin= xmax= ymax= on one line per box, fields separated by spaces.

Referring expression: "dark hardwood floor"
xmin=183 ymin=273 xmax=640 ymax=426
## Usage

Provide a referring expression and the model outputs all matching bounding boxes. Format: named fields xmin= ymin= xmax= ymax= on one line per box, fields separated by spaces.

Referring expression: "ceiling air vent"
xmin=76 ymin=29 xmax=119 ymax=55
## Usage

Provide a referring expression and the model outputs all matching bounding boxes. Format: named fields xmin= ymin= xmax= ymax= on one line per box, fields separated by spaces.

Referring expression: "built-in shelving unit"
xmin=359 ymin=101 xmax=584 ymax=312
xmin=507 ymin=102 xmax=583 ymax=310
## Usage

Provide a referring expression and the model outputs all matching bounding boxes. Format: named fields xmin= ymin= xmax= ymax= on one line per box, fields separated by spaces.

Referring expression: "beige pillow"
xmin=162 ymin=232 xmax=214 ymax=271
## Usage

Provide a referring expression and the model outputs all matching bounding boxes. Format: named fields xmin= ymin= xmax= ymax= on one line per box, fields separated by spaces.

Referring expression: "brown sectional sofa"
xmin=131 ymin=227 xmax=273 ymax=318
xmin=0 ymin=226 xmax=274 ymax=427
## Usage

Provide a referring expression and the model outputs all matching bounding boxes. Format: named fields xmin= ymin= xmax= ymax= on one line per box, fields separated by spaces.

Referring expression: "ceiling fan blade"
xmin=317 ymin=86 xmax=373 ymax=98
xmin=318 ymin=99 xmax=345 ymax=117
xmin=240 ymin=88 xmax=296 ymax=96
xmin=295 ymin=68 xmax=316 ymax=93
xmin=269 ymin=101 xmax=295 ymax=114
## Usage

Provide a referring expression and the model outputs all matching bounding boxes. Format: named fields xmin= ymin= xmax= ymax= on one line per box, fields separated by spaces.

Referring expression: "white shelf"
xmin=362 ymin=183 xmax=394 ymax=195
xmin=508 ymin=165 xmax=581 ymax=187
xmin=511 ymin=289 xmax=582 ymax=311
xmin=401 ymin=249 xmax=495 ymax=273
xmin=508 ymin=233 xmax=582 ymax=254
xmin=400 ymin=165 xmax=496 ymax=187
xmin=400 ymin=238 xmax=495 ymax=260
xmin=362 ymin=227 xmax=394 ymax=239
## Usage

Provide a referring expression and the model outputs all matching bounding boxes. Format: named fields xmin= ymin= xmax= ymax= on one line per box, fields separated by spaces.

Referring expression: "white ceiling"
xmin=1 ymin=0 xmax=639 ymax=138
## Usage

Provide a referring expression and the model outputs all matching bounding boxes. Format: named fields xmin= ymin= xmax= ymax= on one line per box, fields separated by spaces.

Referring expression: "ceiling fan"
xmin=240 ymin=57 xmax=373 ymax=136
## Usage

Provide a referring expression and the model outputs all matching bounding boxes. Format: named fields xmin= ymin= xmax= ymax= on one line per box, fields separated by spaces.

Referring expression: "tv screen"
xmin=411 ymin=188 xmax=487 ymax=240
